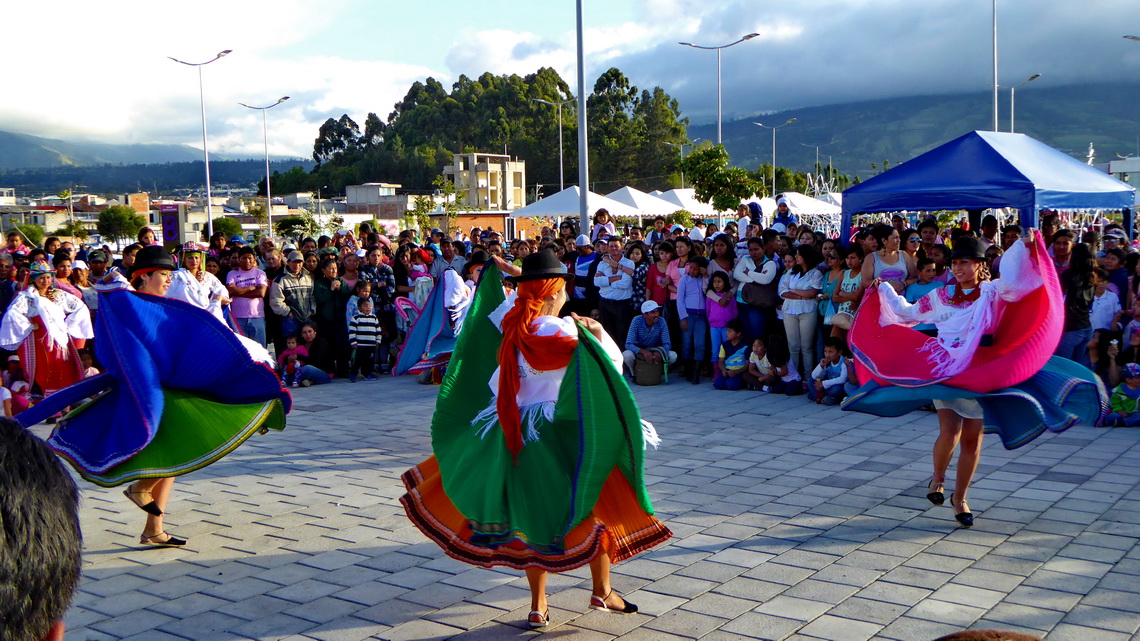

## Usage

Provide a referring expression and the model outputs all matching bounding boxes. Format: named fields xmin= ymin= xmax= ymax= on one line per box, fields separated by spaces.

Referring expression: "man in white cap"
xmin=622 ymin=300 xmax=677 ymax=377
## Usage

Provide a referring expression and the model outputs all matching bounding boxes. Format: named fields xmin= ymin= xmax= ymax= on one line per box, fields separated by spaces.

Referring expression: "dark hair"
xmin=1105 ymin=247 xmax=1127 ymax=264
xmin=673 ymin=236 xmax=694 ymax=253
xmin=823 ymin=336 xmax=846 ymax=353
xmin=0 ymin=418 xmax=82 ymax=641
xmin=793 ymin=245 xmax=823 ymax=275
xmin=318 ymin=257 xmax=339 ymax=276
xmin=6 ymin=231 xmax=19 ymax=238
xmin=902 ymin=228 xmax=920 ymax=242
xmin=52 ymin=249 xmax=71 ymax=265
xmin=625 ymin=241 xmax=649 ymax=264
xmin=1002 ymin=224 xmax=1023 ymax=237
xmin=656 ymin=240 xmax=676 ymax=257
xmin=1061 ymin=243 xmax=1096 ymax=292
xmin=766 ymin=333 xmax=791 ymax=367
xmin=123 ymin=243 xmax=143 ymax=257
xmin=707 ymin=271 xmax=732 ymax=294
xmin=688 ymin=256 xmax=709 ymax=269
xmin=761 ymin=228 xmax=780 ymax=244
xmin=1052 ymin=229 xmax=1075 ymax=242
xmin=136 ymin=227 xmax=154 ymax=242
xmin=711 ymin=235 xmax=736 ymax=261
xmin=593 ymin=208 xmax=610 ymax=224
xmin=237 ymin=246 xmax=256 ymax=257
xmin=44 ymin=236 xmax=61 ymax=247
xmin=27 ymin=249 xmax=46 ymax=264
xmin=917 ymin=219 xmax=939 ymax=232
xmin=726 ymin=318 xmax=745 ymax=334
xmin=869 ymin=223 xmax=895 ymax=246
xmin=916 ymin=257 xmax=936 ymax=271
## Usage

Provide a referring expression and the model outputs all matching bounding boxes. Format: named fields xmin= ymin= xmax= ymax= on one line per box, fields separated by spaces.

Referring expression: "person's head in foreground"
xmin=0 ymin=417 xmax=82 ymax=641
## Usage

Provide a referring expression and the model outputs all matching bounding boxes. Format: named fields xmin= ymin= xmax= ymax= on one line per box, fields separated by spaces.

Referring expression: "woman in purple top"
xmin=861 ymin=224 xmax=915 ymax=294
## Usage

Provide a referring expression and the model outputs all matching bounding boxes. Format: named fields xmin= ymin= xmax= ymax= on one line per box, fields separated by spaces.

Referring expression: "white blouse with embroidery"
xmin=0 ymin=288 xmax=93 ymax=351
xmin=874 ymin=239 xmax=1042 ymax=378
xmin=167 ymin=269 xmax=227 ymax=321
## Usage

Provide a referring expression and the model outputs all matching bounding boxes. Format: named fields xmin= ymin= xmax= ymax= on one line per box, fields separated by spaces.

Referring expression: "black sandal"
xmin=950 ymin=492 xmax=973 ymax=528
xmin=589 ymin=589 xmax=638 ymax=614
xmin=140 ymin=531 xmax=188 ymax=547
xmin=123 ymin=485 xmax=163 ymax=516
xmin=926 ymin=477 xmax=945 ymax=506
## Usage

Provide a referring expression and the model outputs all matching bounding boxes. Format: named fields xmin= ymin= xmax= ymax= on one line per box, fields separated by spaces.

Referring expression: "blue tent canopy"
xmin=841 ymin=131 xmax=1135 ymax=239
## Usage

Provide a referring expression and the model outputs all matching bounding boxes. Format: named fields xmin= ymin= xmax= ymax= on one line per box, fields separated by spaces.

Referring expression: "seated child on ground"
xmin=277 ymin=334 xmax=309 ymax=388
xmin=757 ymin=334 xmax=803 ymax=395
xmin=1106 ymin=362 xmax=1140 ymax=427
xmin=810 ymin=336 xmax=849 ymax=405
xmin=713 ymin=319 xmax=749 ymax=390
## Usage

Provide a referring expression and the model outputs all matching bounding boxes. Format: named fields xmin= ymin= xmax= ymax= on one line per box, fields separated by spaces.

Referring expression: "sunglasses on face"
xmin=907 ymin=237 xmax=921 ymax=243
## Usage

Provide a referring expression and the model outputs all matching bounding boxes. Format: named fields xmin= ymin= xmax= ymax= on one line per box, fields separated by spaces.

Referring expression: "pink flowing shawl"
xmin=849 ymin=234 xmax=1061 ymax=393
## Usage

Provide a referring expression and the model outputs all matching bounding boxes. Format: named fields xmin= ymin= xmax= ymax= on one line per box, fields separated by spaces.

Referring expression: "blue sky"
xmin=2 ymin=0 xmax=1138 ymax=158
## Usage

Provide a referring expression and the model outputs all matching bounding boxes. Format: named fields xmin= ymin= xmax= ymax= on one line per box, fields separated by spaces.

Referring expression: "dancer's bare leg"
xmin=589 ymin=551 xmax=627 ymax=609
xmin=143 ymin=477 xmax=175 ymax=537
xmin=933 ymin=409 xmax=964 ymax=485
xmin=526 ymin=567 xmax=548 ymax=620
xmin=954 ymin=418 xmax=985 ymax=511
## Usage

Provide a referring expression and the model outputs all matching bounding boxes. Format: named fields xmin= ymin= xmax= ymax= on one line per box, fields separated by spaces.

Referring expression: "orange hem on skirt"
xmin=400 ymin=455 xmax=672 ymax=572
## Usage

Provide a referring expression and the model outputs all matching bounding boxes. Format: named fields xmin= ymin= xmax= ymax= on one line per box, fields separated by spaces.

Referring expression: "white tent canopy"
xmin=508 ymin=186 xmax=643 ymax=219
xmin=777 ymin=191 xmax=843 ymax=238
xmin=605 ymin=186 xmax=678 ymax=217
xmin=656 ymin=188 xmax=723 ymax=220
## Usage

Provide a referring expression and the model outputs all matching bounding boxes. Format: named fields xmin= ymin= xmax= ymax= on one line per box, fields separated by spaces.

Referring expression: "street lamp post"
xmin=239 ymin=96 xmax=290 ymax=235
xmin=754 ymin=118 xmax=797 ymax=197
xmin=799 ymin=140 xmax=838 ymax=176
xmin=169 ymin=49 xmax=232 ymax=239
xmin=679 ymin=33 xmax=760 ymax=145
xmin=1009 ymin=74 xmax=1040 ymax=133
xmin=992 ymin=0 xmax=999 ymax=132
xmin=665 ymin=140 xmax=701 ymax=189
xmin=532 ymin=98 xmax=574 ymax=191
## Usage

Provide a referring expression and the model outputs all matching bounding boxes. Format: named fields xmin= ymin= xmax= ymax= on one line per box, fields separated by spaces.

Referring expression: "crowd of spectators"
xmin=0 ymin=206 xmax=1134 ymax=418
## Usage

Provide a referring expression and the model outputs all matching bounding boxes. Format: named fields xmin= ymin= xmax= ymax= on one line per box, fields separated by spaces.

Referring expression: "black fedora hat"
xmin=129 ymin=245 xmax=176 ymax=277
xmin=950 ymin=237 xmax=986 ymax=261
xmin=462 ymin=251 xmax=488 ymax=278
xmin=512 ymin=249 xmax=573 ymax=283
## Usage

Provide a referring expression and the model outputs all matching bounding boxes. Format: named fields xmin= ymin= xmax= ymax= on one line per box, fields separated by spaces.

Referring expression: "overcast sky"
xmin=3 ymin=0 xmax=1138 ymax=158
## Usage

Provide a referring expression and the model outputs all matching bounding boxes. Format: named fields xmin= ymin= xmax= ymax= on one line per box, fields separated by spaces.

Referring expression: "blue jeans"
xmin=810 ymin=383 xmax=845 ymax=405
xmin=1055 ymin=328 xmax=1092 ymax=368
xmin=739 ymin=305 xmax=768 ymax=344
xmin=714 ymin=371 xmax=746 ymax=390
xmin=297 ymin=365 xmax=332 ymax=385
xmin=281 ymin=317 xmax=301 ymax=340
xmin=681 ymin=313 xmax=708 ymax=362
xmin=709 ymin=326 xmax=728 ymax=355
xmin=1104 ymin=412 xmax=1140 ymax=427
xmin=235 ymin=317 xmax=266 ymax=347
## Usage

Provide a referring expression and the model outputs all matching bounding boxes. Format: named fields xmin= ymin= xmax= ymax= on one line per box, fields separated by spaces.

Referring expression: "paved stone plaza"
xmin=54 ymin=375 xmax=1140 ymax=641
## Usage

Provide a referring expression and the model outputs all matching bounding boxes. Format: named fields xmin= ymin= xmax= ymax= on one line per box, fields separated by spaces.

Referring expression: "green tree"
xmin=275 ymin=215 xmax=314 ymax=240
xmin=411 ymin=195 xmax=435 ymax=237
xmin=680 ymin=145 xmax=762 ymax=213
xmin=13 ymin=223 xmax=44 ymax=247
xmin=53 ymin=219 xmax=89 ymax=241
xmin=96 ymin=205 xmax=146 ymax=248
xmin=207 ymin=216 xmax=244 ymax=241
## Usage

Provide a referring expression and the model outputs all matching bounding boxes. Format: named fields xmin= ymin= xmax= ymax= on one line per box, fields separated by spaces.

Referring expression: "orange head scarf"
xmin=496 ymin=276 xmax=577 ymax=461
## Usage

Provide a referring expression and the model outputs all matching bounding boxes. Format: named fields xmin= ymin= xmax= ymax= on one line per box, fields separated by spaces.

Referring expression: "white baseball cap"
xmin=641 ymin=300 xmax=661 ymax=314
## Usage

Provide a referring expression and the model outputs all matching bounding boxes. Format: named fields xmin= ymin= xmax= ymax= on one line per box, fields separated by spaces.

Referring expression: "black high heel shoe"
xmin=949 ymin=492 xmax=973 ymax=528
xmin=926 ymin=478 xmax=945 ymax=506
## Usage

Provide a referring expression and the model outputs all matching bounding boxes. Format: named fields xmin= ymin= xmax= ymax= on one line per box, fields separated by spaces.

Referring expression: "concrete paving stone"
xmin=828 ymin=596 xmax=909 ymax=626
xmin=643 ymin=608 xmax=730 ymax=637
xmin=255 ymin=561 xmax=326 ymax=586
xmin=680 ymin=592 xmax=758 ymax=619
xmin=969 ymin=554 xmax=1043 ymax=577
xmin=902 ymin=553 xmax=974 ymax=574
xmin=354 ymin=597 xmax=436 ymax=627
xmin=1040 ymin=556 xmax=1115 ymax=579
xmin=675 ymin=560 xmax=750 ymax=583
xmin=906 ymin=598 xmax=986 ymax=626
xmin=284 ymin=595 xmax=365 ymax=624
xmin=301 ymin=617 xmax=393 ymax=641
xmin=268 ymin=578 xmax=344 ymax=603
xmin=215 ymin=594 xmax=296 ymax=621
xmin=84 ymin=590 xmax=166 ymax=617
xmin=876 ymin=616 xmax=963 ymax=641
xmin=643 ymin=574 xmax=719 ymax=599
xmin=719 ymin=611 xmax=807 ymax=639
xmin=1083 ymin=587 xmax=1140 ymax=611
xmin=879 ymin=566 xmax=954 ymax=590
xmin=782 ymin=579 xmax=862 ymax=605
xmin=754 ymin=595 xmax=833 ymax=621
xmin=156 ymin=610 xmax=249 ymax=638
xmin=297 ymin=549 xmax=371 ymax=571
xmin=798 ymin=614 xmax=883 ymax=641
xmin=929 ymin=583 xmax=1007 ymax=610
xmin=1047 ymin=622 xmax=1133 ymax=641
xmin=983 ymin=602 xmax=1067 ymax=631
xmin=854 ymin=582 xmax=933 ymax=607
xmin=1062 ymin=604 xmax=1140 ymax=634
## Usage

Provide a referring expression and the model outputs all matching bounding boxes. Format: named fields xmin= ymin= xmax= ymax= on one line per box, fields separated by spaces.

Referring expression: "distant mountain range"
xmin=689 ymin=82 xmax=1140 ymax=180
xmin=0 ymin=130 xmax=214 ymax=170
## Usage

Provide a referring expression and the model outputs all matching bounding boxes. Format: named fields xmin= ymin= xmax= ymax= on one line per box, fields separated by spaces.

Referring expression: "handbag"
xmin=741 ymin=258 xmax=781 ymax=309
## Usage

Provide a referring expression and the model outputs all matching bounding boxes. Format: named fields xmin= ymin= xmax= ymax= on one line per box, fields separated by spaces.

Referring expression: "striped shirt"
xmin=348 ymin=312 xmax=383 ymax=346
